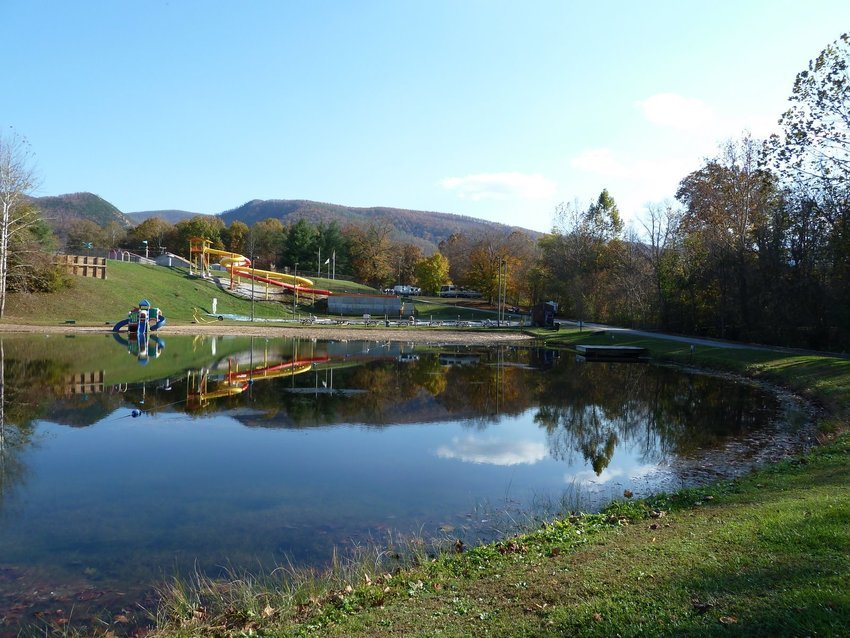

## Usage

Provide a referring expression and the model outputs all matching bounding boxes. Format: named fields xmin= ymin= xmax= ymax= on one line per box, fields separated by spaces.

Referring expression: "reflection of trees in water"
xmin=0 ymin=339 xmax=54 ymax=508
xmin=0 ymin=341 xmax=778 ymax=478
xmin=239 ymin=348 xmax=540 ymax=428
xmin=535 ymin=362 xmax=777 ymax=475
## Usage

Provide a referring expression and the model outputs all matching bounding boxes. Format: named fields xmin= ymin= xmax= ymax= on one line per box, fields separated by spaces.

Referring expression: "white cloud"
xmin=569 ymin=147 xmax=692 ymax=217
xmin=436 ymin=435 xmax=547 ymax=466
xmin=440 ymin=172 xmax=557 ymax=202
xmin=636 ymin=92 xmax=779 ymax=141
xmin=562 ymin=92 xmax=784 ymax=225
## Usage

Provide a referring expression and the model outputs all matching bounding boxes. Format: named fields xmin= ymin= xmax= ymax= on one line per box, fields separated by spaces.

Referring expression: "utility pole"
xmin=293 ymin=262 xmax=298 ymax=318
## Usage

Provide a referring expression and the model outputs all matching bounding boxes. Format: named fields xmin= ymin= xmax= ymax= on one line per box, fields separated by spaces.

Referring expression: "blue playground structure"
xmin=112 ymin=299 xmax=166 ymax=334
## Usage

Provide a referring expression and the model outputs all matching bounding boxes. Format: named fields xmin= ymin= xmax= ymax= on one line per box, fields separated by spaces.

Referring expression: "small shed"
xmin=155 ymin=252 xmax=192 ymax=268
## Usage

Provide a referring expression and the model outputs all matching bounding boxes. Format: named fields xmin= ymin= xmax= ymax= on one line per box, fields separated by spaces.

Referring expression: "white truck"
xmin=393 ymin=284 xmax=421 ymax=296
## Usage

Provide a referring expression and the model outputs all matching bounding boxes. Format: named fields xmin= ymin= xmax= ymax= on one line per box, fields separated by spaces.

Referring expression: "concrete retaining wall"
xmin=328 ymin=295 xmax=413 ymax=317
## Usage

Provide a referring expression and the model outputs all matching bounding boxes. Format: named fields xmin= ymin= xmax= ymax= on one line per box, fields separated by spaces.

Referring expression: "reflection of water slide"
xmin=204 ymin=246 xmax=333 ymax=297
xmin=187 ymin=355 xmax=330 ymax=408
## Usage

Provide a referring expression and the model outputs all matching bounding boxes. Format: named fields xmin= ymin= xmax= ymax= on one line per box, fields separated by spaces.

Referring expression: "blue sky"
xmin=3 ymin=1 xmax=849 ymax=232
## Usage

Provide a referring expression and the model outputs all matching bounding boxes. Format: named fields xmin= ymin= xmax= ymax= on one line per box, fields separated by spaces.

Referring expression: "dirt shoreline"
xmin=0 ymin=322 xmax=535 ymax=345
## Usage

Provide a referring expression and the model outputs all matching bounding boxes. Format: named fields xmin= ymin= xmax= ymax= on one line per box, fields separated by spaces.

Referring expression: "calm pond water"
xmin=0 ymin=333 xmax=813 ymax=634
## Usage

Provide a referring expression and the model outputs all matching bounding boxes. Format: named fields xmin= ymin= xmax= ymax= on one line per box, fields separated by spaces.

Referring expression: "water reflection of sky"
xmin=433 ymin=409 xmax=666 ymax=500
xmin=6 ymin=405 xmax=672 ymax=582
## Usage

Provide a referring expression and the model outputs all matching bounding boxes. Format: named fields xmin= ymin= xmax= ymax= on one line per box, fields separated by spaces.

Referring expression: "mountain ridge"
xmin=33 ymin=193 xmax=542 ymax=252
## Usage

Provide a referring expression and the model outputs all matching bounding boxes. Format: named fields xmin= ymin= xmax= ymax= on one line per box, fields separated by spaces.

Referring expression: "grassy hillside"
xmin=3 ymin=261 xmax=377 ymax=325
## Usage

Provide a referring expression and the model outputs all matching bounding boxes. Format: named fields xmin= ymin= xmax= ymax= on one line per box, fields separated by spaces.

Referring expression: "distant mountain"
xmin=31 ymin=192 xmax=135 ymax=230
xmin=219 ymin=199 xmax=539 ymax=253
xmin=126 ymin=209 xmax=205 ymax=224
xmin=30 ymin=193 xmax=541 ymax=254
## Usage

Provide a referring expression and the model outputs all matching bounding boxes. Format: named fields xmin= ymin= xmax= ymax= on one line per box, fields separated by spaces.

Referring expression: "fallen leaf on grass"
xmin=593 ymin=613 xmax=603 ymax=622
xmin=719 ymin=615 xmax=738 ymax=625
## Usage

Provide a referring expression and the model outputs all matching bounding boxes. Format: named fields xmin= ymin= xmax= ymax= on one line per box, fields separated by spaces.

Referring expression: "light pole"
xmin=251 ymin=256 xmax=256 ymax=322
xmin=293 ymin=261 xmax=298 ymax=318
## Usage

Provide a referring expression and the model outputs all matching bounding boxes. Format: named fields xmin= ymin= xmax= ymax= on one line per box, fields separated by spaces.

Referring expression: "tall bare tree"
xmin=0 ymin=132 xmax=40 ymax=317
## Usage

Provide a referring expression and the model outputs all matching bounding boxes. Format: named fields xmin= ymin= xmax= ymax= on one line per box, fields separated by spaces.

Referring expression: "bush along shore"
xmin=137 ymin=329 xmax=849 ymax=637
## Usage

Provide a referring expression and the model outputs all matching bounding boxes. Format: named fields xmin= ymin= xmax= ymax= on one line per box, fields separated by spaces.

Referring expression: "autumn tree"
xmin=393 ymin=243 xmax=423 ymax=285
xmin=413 ymin=252 xmax=450 ymax=294
xmin=173 ymin=215 xmax=225 ymax=258
xmin=222 ymin=220 xmax=250 ymax=254
xmin=250 ymin=218 xmax=286 ymax=269
xmin=676 ymin=136 xmax=782 ymax=338
xmin=0 ymin=132 xmax=40 ymax=317
xmin=767 ymin=32 xmax=850 ymax=344
xmin=102 ymin=220 xmax=127 ymax=248
xmin=126 ymin=217 xmax=175 ymax=255
xmin=438 ymin=233 xmax=472 ymax=285
xmin=637 ymin=201 xmax=682 ymax=327
xmin=541 ymin=191 xmax=624 ymax=323
xmin=6 ymin=215 xmax=66 ymax=294
xmin=346 ymin=222 xmax=393 ymax=287
xmin=767 ymin=32 xmax=850 ymax=185
xmin=65 ymin=219 xmax=105 ymax=252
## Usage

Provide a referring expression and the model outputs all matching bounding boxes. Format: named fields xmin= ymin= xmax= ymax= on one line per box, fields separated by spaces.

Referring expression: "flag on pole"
xmin=324 ymin=258 xmax=330 ymax=265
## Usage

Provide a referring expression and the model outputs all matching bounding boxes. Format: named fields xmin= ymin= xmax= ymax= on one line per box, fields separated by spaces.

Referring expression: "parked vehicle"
xmin=439 ymin=284 xmax=481 ymax=298
xmin=393 ymin=284 xmax=421 ymax=295
xmin=439 ymin=284 xmax=458 ymax=297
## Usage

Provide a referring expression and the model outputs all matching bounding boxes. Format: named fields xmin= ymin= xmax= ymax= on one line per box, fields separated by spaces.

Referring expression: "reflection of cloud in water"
xmin=436 ymin=436 xmax=546 ymax=466
xmin=570 ymin=463 xmax=657 ymax=487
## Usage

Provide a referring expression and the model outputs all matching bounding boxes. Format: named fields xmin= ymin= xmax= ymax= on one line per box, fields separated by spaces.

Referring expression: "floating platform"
xmin=575 ymin=345 xmax=649 ymax=362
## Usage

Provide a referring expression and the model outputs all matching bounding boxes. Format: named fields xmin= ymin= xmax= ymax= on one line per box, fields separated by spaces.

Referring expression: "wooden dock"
xmin=575 ymin=345 xmax=649 ymax=361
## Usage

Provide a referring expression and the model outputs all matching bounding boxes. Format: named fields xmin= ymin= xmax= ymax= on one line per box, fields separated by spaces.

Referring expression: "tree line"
xmin=536 ymin=34 xmax=850 ymax=350
xmin=1 ymin=34 xmax=847 ymax=350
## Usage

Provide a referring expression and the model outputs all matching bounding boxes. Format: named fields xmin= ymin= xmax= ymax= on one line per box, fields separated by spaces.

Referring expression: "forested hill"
xmin=31 ymin=192 xmax=135 ymax=230
xmin=219 ymin=199 xmax=540 ymax=250
xmin=126 ymin=209 xmax=202 ymax=224
xmin=30 ymin=193 xmax=542 ymax=254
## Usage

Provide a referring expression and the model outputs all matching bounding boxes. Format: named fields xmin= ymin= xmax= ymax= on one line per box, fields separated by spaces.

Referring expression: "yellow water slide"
xmin=204 ymin=247 xmax=316 ymax=289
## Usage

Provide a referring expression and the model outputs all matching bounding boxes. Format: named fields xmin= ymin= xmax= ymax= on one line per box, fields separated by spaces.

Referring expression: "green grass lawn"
xmin=3 ymin=261 xmax=381 ymax=326
xmin=4 ymin=261 xmax=525 ymax=329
